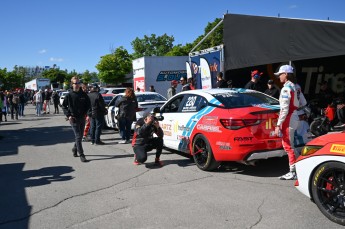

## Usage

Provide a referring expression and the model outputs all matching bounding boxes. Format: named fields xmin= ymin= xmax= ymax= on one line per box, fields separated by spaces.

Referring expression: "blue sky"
xmin=1 ymin=0 xmax=344 ymax=73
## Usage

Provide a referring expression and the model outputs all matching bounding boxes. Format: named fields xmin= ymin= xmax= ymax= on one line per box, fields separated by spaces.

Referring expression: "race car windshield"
xmin=213 ymin=92 xmax=279 ymax=108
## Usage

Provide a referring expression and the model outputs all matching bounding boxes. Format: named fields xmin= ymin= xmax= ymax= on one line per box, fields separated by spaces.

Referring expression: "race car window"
xmin=108 ymin=95 xmax=121 ymax=107
xmin=180 ymin=95 xmax=207 ymax=112
xmin=161 ymin=95 xmax=184 ymax=113
xmin=213 ymin=92 xmax=279 ymax=108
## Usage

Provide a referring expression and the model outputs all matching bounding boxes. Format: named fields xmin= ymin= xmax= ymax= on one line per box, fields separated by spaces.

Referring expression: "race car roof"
xmin=223 ymin=14 xmax=345 ymax=70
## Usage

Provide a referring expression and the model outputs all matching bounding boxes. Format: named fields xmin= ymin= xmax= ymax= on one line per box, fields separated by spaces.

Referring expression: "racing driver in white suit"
xmin=274 ymin=65 xmax=300 ymax=180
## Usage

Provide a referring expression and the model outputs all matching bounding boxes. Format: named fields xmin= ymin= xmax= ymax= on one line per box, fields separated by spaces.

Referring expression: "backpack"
xmin=12 ymin=94 xmax=19 ymax=104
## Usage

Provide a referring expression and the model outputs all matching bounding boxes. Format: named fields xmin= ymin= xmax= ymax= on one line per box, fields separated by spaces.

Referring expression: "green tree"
xmin=0 ymin=68 xmax=7 ymax=90
xmin=81 ymin=70 xmax=92 ymax=84
xmin=165 ymin=43 xmax=193 ymax=56
xmin=42 ymin=68 xmax=67 ymax=85
xmin=5 ymin=70 xmax=22 ymax=90
xmin=190 ymin=18 xmax=223 ymax=52
xmin=96 ymin=46 xmax=132 ymax=84
xmin=131 ymin=33 xmax=175 ymax=59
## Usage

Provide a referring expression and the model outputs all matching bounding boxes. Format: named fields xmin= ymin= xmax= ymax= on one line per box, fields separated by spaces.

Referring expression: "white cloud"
xmin=289 ymin=5 xmax=297 ymax=9
xmin=49 ymin=57 xmax=64 ymax=62
xmin=38 ymin=49 xmax=47 ymax=54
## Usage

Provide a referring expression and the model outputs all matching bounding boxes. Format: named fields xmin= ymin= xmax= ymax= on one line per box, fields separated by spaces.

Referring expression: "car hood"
xmin=308 ymin=131 xmax=345 ymax=146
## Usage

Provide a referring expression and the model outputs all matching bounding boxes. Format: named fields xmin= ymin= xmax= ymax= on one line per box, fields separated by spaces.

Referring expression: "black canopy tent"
xmin=223 ymin=14 xmax=345 ymax=71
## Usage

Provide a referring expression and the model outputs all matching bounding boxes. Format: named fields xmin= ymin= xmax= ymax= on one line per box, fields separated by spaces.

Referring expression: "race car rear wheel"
xmin=192 ymin=134 xmax=219 ymax=171
xmin=311 ymin=162 xmax=345 ymax=226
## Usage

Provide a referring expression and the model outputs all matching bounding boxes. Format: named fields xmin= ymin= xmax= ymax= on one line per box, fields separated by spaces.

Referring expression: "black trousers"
xmin=133 ymin=137 xmax=163 ymax=163
xmin=70 ymin=117 xmax=86 ymax=155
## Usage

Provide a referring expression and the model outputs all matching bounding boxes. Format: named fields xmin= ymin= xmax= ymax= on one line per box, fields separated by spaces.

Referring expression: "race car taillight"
xmin=220 ymin=119 xmax=261 ymax=130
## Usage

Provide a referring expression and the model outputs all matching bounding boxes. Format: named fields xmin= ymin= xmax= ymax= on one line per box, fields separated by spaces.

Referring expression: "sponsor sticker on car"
xmin=330 ymin=144 xmax=345 ymax=154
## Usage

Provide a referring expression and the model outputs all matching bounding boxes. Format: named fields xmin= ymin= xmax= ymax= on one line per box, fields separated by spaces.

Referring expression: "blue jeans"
xmin=118 ymin=117 xmax=133 ymax=141
xmin=36 ymin=102 xmax=42 ymax=116
xmin=90 ymin=116 xmax=104 ymax=143
xmin=70 ymin=117 xmax=86 ymax=155
xmin=18 ymin=103 xmax=25 ymax=116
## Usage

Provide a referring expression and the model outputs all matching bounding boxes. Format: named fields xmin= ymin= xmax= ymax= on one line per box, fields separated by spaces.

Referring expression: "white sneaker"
xmin=118 ymin=140 xmax=127 ymax=144
xmin=279 ymin=171 xmax=297 ymax=180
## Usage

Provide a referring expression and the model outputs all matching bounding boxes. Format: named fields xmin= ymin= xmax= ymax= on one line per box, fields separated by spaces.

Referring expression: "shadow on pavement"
xmin=0 ymin=125 xmax=74 ymax=157
xmin=0 ymin=163 xmax=74 ymax=228
xmin=216 ymin=156 xmax=289 ymax=177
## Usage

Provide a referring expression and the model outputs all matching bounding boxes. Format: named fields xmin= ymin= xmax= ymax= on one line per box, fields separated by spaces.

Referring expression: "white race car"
xmin=104 ymin=92 xmax=166 ymax=129
xmin=295 ymin=131 xmax=345 ymax=226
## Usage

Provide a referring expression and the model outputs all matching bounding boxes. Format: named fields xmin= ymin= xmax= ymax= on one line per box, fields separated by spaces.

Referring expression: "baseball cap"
xmin=251 ymin=70 xmax=263 ymax=79
xmin=267 ymin=79 xmax=274 ymax=85
xmin=274 ymin=65 xmax=294 ymax=76
xmin=171 ymin=80 xmax=179 ymax=85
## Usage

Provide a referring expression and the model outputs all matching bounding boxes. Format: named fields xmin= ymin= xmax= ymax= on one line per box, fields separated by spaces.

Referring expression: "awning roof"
xmin=223 ymin=14 xmax=345 ymax=70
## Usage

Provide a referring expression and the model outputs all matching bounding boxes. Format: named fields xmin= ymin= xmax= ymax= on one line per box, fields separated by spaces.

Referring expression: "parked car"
xmin=295 ymin=131 xmax=345 ymax=226
xmin=104 ymin=92 xmax=167 ymax=129
xmin=99 ymin=87 xmax=126 ymax=95
xmin=59 ymin=91 xmax=69 ymax=105
xmin=101 ymin=93 xmax=115 ymax=106
xmin=154 ymin=88 xmax=290 ymax=171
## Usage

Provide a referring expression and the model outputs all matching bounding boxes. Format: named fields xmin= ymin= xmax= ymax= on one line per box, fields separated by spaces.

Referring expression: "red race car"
xmin=295 ymin=131 xmax=345 ymax=226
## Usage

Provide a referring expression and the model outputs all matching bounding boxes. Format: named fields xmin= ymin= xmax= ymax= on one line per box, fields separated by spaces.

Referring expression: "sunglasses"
xmin=72 ymin=82 xmax=81 ymax=85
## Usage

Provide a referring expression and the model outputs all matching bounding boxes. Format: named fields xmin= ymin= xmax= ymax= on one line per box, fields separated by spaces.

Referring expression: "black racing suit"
xmin=131 ymin=118 xmax=164 ymax=163
xmin=62 ymin=89 xmax=91 ymax=155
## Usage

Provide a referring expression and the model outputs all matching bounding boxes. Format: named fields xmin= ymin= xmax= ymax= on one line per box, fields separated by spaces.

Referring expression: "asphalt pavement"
xmin=0 ymin=105 xmax=341 ymax=229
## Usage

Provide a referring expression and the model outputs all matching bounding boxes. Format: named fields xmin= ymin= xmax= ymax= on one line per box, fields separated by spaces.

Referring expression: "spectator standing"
xmin=132 ymin=114 xmax=164 ymax=166
xmin=8 ymin=90 xmax=19 ymax=120
xmin=0 ymin=93 xmax=3 ymax=123
xmin=149 ymin=85 xmax=156 ymax=92
xmin=52 ymin=91 xmax=60 ymax=114
xmin=180 ymin=76 xmax=191 ymax=91
xmin=44 ymin=89 xmax=51 ymax=114
xmin=34 ymin=90 xmax=43 ymax=116
xmin=115 ymin=88 xmax=138 ymax=144
xmin=81 ymin=83 xmax=91 ymax=141
xmin=264 ymin=80 xmax=280 ymax=99
xmin=244 ymin=70 xmax=265 ymax=92
xmin=0 ymin=91 xmax=7 ymax=122
xmin=167 ymin=80 xmax=178 ymax=99
xmin=18 ymin=89 xmax=26 ymax=117
xmin=216 ymin=72 xmax=228 ymax=88
xmin=87 ymin=83 xmax=107 ymax=145
xmin=274 ymin=65 xmax=300 ymax=180
xmin=62 ymin=76 xmax=91 ymax=162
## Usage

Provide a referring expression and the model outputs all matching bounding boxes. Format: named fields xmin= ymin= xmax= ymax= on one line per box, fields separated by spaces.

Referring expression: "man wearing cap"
xmin=180 ymin=76 xmax=191 ymax=91
xmin=167 ymin=80 xmax=178 ymax=99
xmin=264 ymin=80 xmax=280 ymax=99
xmin=274 ymin=65 xmax=300 ymax=180
xmin=244 ymin=70 xmax=265 ymax=92
xmin=132 ymin=113 xmax=164 ymax=166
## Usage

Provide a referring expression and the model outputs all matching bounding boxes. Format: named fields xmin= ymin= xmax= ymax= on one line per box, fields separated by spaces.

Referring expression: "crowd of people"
xmin=2 ymin=70 xmax=344 ymax=176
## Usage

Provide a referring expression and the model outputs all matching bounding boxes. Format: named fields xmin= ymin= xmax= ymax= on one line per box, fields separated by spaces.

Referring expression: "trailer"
xmin=132 ymin=56 xmax=188 ymax=97
xmin=25 ymin=78 xmax=50 ymax=91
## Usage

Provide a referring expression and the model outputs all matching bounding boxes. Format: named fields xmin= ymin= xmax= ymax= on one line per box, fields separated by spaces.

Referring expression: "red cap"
xmin=171 ymin=80 xmax=179 ymax=85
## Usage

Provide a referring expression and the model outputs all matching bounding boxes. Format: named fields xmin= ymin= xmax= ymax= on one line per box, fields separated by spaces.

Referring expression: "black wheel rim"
xmin=316 ymin=168 xmax=345 ymax=218
xmin=193 ymin=138 xmax=209 ymax=167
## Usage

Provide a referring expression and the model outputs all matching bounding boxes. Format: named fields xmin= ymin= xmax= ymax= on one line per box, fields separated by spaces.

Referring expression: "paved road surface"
xmin=0 ymin=105 xmax=341 ymax=229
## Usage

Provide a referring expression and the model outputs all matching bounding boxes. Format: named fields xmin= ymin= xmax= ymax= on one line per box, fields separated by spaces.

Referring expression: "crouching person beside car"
xmin=132 ymin=114 xmax=164 ymax=166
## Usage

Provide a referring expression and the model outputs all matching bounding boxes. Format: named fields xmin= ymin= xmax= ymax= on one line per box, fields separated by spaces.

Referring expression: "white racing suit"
xmin=295 ymin=84 xmax=312 ymax=146
xmin=277 ymin=81 xmax=299 ymax=168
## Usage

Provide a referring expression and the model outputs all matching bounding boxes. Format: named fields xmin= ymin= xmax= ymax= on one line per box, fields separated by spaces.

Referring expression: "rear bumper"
xmin=245 ymin=146 xmax=303 ymax=161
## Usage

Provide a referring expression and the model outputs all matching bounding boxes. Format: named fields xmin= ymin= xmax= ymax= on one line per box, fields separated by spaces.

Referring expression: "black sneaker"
xmin=72 ymin=148 xmax=78 ymax=157
xmin=80 ymin=155 xmax=88 ymax=162
xmin=95 ymin=141 xmax=105 ymax=145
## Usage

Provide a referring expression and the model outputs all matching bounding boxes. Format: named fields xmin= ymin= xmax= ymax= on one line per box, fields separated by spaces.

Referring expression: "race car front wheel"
xmin=311 ymin=162 xmax=345 ymax=226
xmin=192 ymin=134 xmax=219 ymax=171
